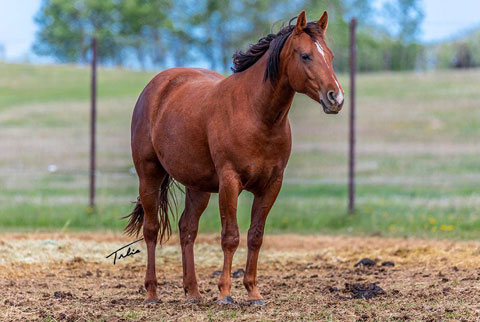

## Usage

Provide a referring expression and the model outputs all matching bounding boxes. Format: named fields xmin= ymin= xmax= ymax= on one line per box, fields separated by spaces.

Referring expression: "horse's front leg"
xmin=243 ymin=176 xmax=283 ymax=306
xmin=216 ymin=170 xmax=241 ymax=304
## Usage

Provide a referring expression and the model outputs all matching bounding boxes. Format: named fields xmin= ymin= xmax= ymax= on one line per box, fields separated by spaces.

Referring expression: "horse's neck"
xmin=230 ymin=55 xmax=295 ymax=126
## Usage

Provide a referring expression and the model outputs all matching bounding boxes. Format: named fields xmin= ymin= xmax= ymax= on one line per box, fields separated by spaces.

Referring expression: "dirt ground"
xmin=1 ymin=233 xmax=480 ymax=321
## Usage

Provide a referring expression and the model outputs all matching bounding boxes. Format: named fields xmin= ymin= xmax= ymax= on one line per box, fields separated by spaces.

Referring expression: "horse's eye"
xmin=301 ymin=53 xmax=311 ymax=61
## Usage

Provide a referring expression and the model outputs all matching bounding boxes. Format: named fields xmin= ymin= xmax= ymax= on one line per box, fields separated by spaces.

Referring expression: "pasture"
xmin=1 ymin=63 xmax=479 ymax=237
xmin=1 ymin=63 xmax=480 ymax=320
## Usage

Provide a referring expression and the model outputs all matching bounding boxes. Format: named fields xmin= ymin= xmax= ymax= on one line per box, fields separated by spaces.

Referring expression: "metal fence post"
xmin=348 ymin=19 xmax=357 ymax=214
xmin=89 ymin=37 xmax=97 ymax=209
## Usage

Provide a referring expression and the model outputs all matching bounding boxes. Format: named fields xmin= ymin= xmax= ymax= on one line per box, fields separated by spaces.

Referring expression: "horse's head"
xmin=282 ymin=10 xmax=344 ymax=114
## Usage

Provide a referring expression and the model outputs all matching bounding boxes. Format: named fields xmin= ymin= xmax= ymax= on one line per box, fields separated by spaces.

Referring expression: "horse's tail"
xmin=123 ymin=196 xmax=144 ymax=237
xmin=157 ymin=174 xmax=177 ymax=243
xmin=123 ymin=174 xmax=177 ymax=244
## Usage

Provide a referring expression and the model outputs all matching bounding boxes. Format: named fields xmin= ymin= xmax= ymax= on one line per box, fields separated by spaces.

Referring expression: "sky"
xmin=0 ymin=0 xmax=480 ymax=62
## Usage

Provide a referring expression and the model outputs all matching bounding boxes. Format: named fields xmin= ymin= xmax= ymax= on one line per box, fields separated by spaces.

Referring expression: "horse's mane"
xmin=231 ymin=20 xmax=322 ymax=83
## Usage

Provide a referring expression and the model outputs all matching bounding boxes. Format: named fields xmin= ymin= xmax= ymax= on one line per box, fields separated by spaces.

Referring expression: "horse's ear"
xmin=317 ymin=11 xmax=328 ymax=35
xmin=296 ymin=10 xmax=307 ymax=33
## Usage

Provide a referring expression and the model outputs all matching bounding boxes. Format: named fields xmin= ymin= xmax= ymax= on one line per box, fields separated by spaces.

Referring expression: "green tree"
xmin=33 ymin=0 xmax=123 ymax=64
xmin=118 ymin=0 xmax=174 ymax=68
xmin=32 ymin=0 xmax=427 ymax=72
xmin=383 ymin=0 xmax=424 ymax=43
xmin=33 ymin=0 xmax=88 ymax=63
xmin=33 ymin=0 xmax=175 ymax=67
xmin=343 ymin=0 xmax=375 ymax=24
xmin=189 ymin=0 xmax=283 ymax=72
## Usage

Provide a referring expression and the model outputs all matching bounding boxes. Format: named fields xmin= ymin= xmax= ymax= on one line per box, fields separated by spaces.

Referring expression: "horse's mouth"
xmin=320 ymin=100 xmax=339 ymax=114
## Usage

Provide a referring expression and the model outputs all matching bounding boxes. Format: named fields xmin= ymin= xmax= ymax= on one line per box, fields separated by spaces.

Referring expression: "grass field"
xmin=1 ymin=62 xmax=479 ymax=239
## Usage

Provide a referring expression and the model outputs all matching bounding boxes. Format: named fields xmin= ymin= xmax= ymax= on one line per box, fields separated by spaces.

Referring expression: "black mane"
xmin=231 ymin=20 xmax=322 ymax=83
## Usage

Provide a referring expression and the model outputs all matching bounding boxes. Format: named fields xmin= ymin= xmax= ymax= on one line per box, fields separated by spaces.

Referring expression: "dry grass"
xmin=1 ymin=233 xmax=480 ymax=321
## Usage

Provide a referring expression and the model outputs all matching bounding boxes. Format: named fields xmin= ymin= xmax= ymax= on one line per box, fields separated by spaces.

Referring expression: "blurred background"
xmin=0 ymin=0 xmax=479 ymax=238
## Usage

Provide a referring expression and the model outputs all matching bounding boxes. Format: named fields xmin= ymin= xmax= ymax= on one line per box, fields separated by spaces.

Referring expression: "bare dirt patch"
xmin=1 ymin=233 xmax=480 ymax=321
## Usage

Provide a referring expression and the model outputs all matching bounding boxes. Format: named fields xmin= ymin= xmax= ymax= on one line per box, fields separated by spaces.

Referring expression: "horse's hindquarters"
xmin=144 ymin=69 xmax=223 ymax=192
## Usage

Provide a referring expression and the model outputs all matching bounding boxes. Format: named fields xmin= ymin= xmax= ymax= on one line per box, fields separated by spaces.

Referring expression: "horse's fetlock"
xmin=243 ymin=276 xmax=256 ymax=290
xmin=218 ymin=279 xmax=231 ymax=292
xmin=145 ymin=278 xmax=157 ymax=290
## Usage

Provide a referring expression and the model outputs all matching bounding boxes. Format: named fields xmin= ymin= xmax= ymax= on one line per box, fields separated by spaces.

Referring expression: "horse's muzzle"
xmin=320 ymin=99 xmax=339 ymax=114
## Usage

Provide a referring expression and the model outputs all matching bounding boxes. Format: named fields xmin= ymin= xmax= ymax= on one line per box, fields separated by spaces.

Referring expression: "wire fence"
xmin=1 ymin=19 xmax=479 ymax=221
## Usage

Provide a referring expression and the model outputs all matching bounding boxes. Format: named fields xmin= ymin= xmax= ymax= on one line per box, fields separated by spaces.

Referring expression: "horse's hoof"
xmin=143 ymin=299 xmax=161 ymax=305
xmin=216 ymin=295 xmax=234 ymax=305
xmin=248 ymin=299 xmax=265 ymax=306
xmin=186 ymin=297 xmax=201 ymax=304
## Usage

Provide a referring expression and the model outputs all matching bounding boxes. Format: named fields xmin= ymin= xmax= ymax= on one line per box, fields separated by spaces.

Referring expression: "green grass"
xmin=2 ymin=182 xmax=478 ymax=239
xmin=0 ymin=62 xmax=155 ymax=109
xmin=1 ymin=63 xmax=480 ymax=239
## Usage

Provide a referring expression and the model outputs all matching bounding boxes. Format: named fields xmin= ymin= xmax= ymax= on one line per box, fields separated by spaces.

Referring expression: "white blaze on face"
xmin=315 ymin=41 xmax=328 ymax=65
xmin=316 ymin=41 xmax=343 ymax=105
xmin=334 ymin=78 xmax=344 ymax=103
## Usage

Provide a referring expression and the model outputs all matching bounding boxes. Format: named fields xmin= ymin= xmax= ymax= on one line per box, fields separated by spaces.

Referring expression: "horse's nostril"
xmin=327 ymin=90 xmax=336 ymax=104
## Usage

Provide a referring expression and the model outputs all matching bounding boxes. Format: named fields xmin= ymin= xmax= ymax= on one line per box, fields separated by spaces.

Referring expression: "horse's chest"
xmin=233 ymin=136 xmax=291 ymax=187
xmin=209 ymin=119 xmax=291 ymax=188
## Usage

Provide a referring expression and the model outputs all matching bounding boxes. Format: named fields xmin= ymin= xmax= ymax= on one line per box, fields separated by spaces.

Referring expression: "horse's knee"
xmin=221 ymin=230 xmax=239 ymax=252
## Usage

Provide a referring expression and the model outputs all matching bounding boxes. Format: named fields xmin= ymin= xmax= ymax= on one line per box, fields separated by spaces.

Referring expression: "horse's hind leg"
xmin=137 ymin=161 xmax=166 ymax=303
xmin=216 ymin=171 xmax=241 ymax=304
xmin=243 ymin=176 xmax=283 ymax=306
xmin=179 ymin=188 xmax=210 ymax=302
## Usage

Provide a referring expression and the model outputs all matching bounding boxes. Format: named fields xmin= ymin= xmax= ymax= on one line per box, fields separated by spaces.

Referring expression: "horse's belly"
xmin=239 ymin=157 xmax=287 ymax=191
xmin=152 ymin=132 xmax=219 ymax=192
xmin=164 ymin=155 xmax=219 ymax=192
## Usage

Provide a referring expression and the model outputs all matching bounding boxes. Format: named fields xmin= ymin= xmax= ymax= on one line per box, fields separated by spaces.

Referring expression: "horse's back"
xmin=150 ymin=67 xmax=224 ymax=95
xmin=140 ymin=67 xmax=222 ymax=118
xmin=133 ymin=67 xmax=222 ymax=126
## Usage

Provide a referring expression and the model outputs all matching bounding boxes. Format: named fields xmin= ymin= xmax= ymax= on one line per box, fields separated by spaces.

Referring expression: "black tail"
xmin=123 ymin=196 xmax=144 ymax=237
xmin=123 ymin=174 xmax=178 ymax=244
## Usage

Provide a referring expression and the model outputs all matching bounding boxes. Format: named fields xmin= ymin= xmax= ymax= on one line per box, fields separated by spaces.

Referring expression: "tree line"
xmin=433 ymin=29 xmax=480 ymax=69
xmin=33 ymin=0 xmax=425 ymax=73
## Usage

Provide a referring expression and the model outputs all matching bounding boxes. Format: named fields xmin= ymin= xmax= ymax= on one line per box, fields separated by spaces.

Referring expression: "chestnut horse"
xmin=125 ymin=10 xmax=344 ymax=305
